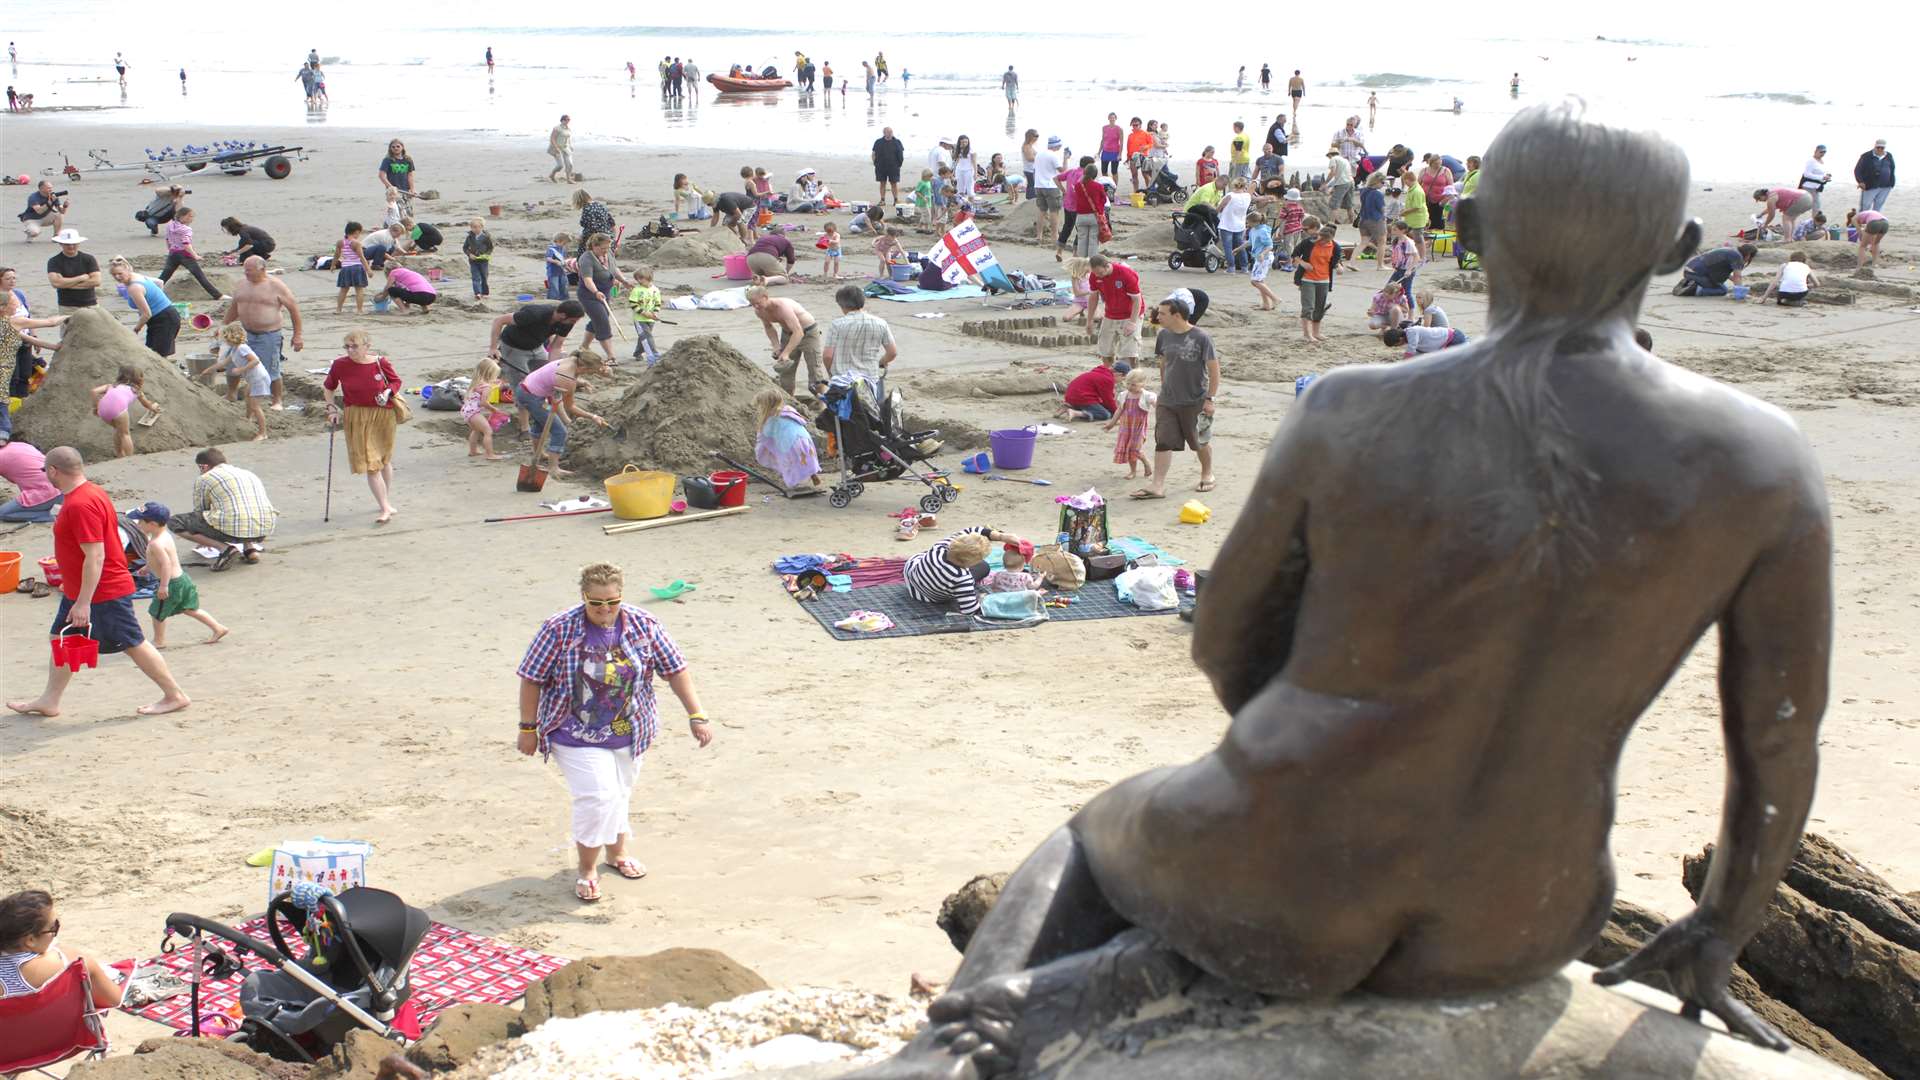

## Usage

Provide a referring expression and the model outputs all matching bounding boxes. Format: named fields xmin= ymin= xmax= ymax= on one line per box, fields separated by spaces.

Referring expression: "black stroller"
xmin=815 ymin=377 xmax=961 ymax=514
xmin=163 ymin=887 xmax=429 ymax=1063
xmin=1144 ymin=163 xmax=1187 ymax=206
xmin=1167 ymin=203 xmax=1225 ymax=273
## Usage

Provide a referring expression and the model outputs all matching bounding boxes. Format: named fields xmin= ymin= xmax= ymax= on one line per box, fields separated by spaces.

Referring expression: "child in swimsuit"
xmin=91 ymin=364 xmax=160 ymax=458
xmin=822 ymin=222 xmax=843 ymax=278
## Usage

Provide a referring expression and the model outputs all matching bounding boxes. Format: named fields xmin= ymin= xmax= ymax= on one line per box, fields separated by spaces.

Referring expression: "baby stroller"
xmin=1144 ymin=163 xmax=1187 ymax=206
xmin=1167 ymin=203 xmax=1225 ymax=273
xmin=162 ymin=886 xmax=429 ymax=1063
xmin=815 ymin=376 xmax=961 ymax=513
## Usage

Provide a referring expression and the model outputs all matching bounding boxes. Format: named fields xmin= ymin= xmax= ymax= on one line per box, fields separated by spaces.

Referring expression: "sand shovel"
xmin=516 ymin=403 xmax=559 ymax=492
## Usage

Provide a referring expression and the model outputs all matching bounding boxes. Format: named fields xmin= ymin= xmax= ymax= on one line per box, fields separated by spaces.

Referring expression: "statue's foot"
xmin=850 ymin=971 xmax=1031 ymax=1080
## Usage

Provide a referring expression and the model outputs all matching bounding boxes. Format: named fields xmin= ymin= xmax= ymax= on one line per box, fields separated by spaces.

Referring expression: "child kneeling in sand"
xmin=463 ymin=358 xmax=509 ymax=460
xmin=199 ymin=324 xmax=270 ymax=441
xmin=127 ymin=501 xmax=227 ymax=647
xmin=1759 ymin=250 xmax=1818 ymax=307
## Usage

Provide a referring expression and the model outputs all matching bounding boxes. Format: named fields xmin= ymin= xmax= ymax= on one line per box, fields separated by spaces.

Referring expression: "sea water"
xmin=4 ymin=6 xmax=1911 ymax=182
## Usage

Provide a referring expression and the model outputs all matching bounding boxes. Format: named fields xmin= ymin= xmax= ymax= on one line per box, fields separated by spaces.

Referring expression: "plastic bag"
xmin=1115 ymin=566 xmax=1179 ymax=611
xmin=981 ymin=590 xmax=1047 ymax=621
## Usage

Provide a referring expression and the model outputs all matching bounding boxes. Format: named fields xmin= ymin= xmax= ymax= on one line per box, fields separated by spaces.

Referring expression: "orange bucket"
xmin=0 ymin=551 xmax=19 ymax=593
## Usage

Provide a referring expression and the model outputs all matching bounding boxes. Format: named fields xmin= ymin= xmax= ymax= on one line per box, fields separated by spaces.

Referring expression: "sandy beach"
xmin=1 ymin=114 xmax=1916 ymax=1064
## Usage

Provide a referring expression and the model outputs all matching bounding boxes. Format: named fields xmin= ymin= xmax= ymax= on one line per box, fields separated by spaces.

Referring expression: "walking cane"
xmin=323 ymin=414 xmax=337 ymax=522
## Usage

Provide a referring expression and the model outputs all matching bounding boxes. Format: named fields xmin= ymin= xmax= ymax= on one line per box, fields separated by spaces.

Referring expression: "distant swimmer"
xmin=626 ymin=60 xmax=635 ymax=82
xmin=113 ymin=52 xmax=127 ymax=86
xmin=1002 ymin=65 xmax=1018 ymax=106
xmin=1288 ymin=69 xmax=1304 ymax=121
xmin=178 ymin=68 xmax=186 ymax=93
xmin=875 ymin=51 xmax=888 ymax=82
xmin=1236 ymin=65 xmax=1245 ymax=91
xmin=486 ymin=46 xmax=494 ymax=74
xmin=1368 ymin=91 xmax=1378 ymax=127
xmin=1510 ymin=72 xmax=1520 ymax=94
xmin=1260 ymin=63 xmax=1271 ymax=91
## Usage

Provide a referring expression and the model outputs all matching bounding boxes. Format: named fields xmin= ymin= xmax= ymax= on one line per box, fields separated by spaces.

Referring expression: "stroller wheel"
xmin=1205 ymin=253 xmax=1223 ymax=273
xmin=920 ymin=493 xmax=944 ymax=515
xmin=1167 ymin=252 xmax=1183 ymax=272
xmin=829 ymin=488 xmax=852 ymax=509
xmin=848 ymin=482 xmax=866 ymax=498
xmin=939 ymin=483 xmax=961 ymax=504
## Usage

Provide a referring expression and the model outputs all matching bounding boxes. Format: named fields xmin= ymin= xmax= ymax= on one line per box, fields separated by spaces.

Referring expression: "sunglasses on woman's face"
xmin=38 ymin=919 xmax=59 ymax=937
xmin=582 ymin=596 xmax=622 ymax=608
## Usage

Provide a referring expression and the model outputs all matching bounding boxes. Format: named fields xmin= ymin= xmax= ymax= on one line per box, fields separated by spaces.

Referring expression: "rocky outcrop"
xmin=935 ymin=873 xmax=1008 ymax=953
xmin=519 ymin=949 xmax=771 ymax=1029
xmin=408 ymin=1003 xmax=528 ymax=1072
xmin=1684 ymin=841 xmax=1920 ymax=1080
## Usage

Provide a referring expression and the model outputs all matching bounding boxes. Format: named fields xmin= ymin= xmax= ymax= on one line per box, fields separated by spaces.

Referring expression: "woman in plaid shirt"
xmin=516 ymin=562 xmax=713 ymax=903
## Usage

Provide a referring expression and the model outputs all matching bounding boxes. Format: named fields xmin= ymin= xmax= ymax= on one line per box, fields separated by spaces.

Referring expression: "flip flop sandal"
xmin=575 ymin=877 xmax=602 ymax=902
xmin=648 ymin=580 xmax=695 ymax=600
xmin=607 ymin=858 xmax=648 ymax=880
xmin=31 ymin=581 xmax=50 ymax=598
xmin=14 ymin=577 xmax=35 ymax=594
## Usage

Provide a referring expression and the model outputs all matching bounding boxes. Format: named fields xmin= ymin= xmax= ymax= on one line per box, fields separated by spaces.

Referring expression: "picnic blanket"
xmin=794 ymin=579 xmax=1180 ymax=640
xmin=124 ymin=918 xmax=567 ymax=1033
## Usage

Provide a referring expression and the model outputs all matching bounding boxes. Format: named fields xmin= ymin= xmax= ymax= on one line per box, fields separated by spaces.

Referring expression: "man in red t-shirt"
xmin=1057 ymin=357 xmax=1121 ymax=422
xmin=7 ymin=446 xmax=190 ymax=718
xmin=1087 ymin=254 xmax=1142 ymax=368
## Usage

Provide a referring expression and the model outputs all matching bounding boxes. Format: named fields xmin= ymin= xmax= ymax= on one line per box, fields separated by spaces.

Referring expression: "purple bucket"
xmin=989 ymin=428 xmax=1036 ymax=470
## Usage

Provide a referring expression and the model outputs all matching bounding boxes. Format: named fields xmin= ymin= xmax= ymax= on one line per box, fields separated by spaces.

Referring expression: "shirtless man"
xmin=1287 ymin=68 xmax=1305 ymax=121
xmin=746 ymin=287 xmax=824 ymax=395
xmin=860 ymin=101 xmax=1830 ymax=1078
xmin=219 ymin=256 xmax=303 ymax=410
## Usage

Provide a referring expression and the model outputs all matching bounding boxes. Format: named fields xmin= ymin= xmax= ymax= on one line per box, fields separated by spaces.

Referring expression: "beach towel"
xmin=869 ymin=284 xmax=993 ymax=303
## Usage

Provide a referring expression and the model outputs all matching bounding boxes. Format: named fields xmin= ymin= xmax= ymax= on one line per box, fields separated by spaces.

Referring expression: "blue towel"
xmin=1108 ymin=536 xmax=1186 ymax=567
xmin=774 ymin=554 xmax=831 ymax=574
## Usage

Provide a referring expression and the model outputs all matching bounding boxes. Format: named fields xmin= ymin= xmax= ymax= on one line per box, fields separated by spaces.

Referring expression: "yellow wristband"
xmin=688 ymin=712 xmax=708 ymax=723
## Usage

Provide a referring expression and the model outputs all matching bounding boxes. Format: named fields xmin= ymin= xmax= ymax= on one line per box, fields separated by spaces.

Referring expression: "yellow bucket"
xmin=1179 ymin=500 xmax=1211 ymax=525
xmin=1430 ymin=230 xmax=1456 ymax=255
xmin=1130 ymin=192 xmax=1146 ymax=209
xmin=605 ymin=465 xmax=675 ymax=520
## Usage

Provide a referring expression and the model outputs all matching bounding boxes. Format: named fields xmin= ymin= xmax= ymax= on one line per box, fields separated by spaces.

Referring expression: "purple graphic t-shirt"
xmin=547 ymin=623 xmax=639 ymax=749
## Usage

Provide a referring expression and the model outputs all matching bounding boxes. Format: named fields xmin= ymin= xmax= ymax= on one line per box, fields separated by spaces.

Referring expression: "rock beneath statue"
xmin=1684 ymin=842 xmax=1920 ymax=1080
xmin=1580 ymin=899 xmax=1889 ymax=1079
xmin=519 ymin=949 xmax=771 ymax=1029
xmin=741 ymin=963 xmax=1850 ymax=1080
xmin=937 ymin=873 xmax=1009 ymax=953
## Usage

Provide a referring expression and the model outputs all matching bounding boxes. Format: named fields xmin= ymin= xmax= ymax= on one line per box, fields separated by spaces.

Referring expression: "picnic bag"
xmin=1083 ymin=553 xmax=1132 ymax=581
xmin=1030 ymin=547 xmax=1086 ymax=591
xmin=268 ymin=838 xmax=372 ymax=906
xmin=1057 ymin=502 xmax=1110 ymax=555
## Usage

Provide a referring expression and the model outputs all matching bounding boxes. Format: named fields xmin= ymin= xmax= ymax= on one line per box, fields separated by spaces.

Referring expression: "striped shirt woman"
xmin=903 ymin=525 xmax=1027 ymax=615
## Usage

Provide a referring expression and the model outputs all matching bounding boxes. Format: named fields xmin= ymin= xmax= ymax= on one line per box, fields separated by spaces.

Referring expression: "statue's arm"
xmin=1596 ymin=448 xmax=1830 ymax=1051
xmin=1701 ymin=459 xmax=1832 ymax=941
xmin=1192 ymin=384 xmax=1326 ymax=714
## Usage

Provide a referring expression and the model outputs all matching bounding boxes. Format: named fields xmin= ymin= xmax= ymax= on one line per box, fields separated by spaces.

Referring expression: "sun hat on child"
xmin=1047 ymin=136 xmax=1062 ymax=148
xmin=1283 ymin=189 xmax=1302 ymax=202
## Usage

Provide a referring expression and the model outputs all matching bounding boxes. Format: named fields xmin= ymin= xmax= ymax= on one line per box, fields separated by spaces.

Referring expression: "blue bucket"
xmin=1294 ymin=374 xmax=1317 ymax=396
xmin=989 ymin=428 xmax=1036 ymax=470
xmin=889 ymin=263 xmax=916 ymax=282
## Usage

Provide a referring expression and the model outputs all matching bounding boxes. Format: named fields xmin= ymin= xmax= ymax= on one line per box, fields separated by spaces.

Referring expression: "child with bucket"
xmin=126 ymin=501 xmax=228 ymax=647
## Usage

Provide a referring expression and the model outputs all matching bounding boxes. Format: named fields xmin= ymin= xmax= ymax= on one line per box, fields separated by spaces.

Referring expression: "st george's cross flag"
xmin=928 ymin=218 xmax=1013 ymax=291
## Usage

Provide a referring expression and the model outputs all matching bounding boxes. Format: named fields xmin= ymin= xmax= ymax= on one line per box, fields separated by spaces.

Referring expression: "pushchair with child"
xmin=815 ymin=376 xmax=961 ymax=514
xmin=1167 ymin=203 xmax=1225 ymax=273
xmin=1144 ymin=163 xmax=1187 ymax=206
xmin=162 ymin=886 xmax=429 ymax=1063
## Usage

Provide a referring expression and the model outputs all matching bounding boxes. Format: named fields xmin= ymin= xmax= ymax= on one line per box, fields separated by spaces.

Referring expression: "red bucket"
xmin=38 ymin=556 xmax=62 ymax=588
xmin=709 ymin=470 xmax=748 ymax=508
xmin=50 ymin=624 xmax=99 ymax=672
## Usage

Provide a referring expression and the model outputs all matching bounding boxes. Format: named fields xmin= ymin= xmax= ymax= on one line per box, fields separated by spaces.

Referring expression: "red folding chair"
xmin=0 ymin=958 xmax=110 ymax=1076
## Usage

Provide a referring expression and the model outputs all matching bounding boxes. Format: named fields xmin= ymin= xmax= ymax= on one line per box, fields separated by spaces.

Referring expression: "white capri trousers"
xmin=551 ymin=743 xmax=643 ymax=847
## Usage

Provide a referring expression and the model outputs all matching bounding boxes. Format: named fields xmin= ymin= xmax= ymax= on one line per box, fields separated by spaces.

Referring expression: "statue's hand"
xmin=1592 ymin=912 xmax=1789 ymax=1052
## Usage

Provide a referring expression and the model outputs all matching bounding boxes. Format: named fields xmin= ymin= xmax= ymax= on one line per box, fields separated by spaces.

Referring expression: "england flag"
xmin=927 ymin=218 xmax=1014 ymax=291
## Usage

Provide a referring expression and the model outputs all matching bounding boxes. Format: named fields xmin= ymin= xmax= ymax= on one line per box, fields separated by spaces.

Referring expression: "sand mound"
xmin=625 ymin=230 xmax=744 ymax=270
xmin=11 ymin=307 xmax=265 ymax=459
xmin=982 ymin=200 xmax=1044 ymax=241
xmin=162 ymin=269 xmax=236 ymax=302
xmin=1116 ymin=220 xmax=1178 ymax=252
xmin=565 ymin=335 xmax=796 ymax=477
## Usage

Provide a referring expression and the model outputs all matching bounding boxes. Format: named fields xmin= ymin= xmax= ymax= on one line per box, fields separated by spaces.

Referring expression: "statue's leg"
xmin=855 ymin=827 xmax=1195 ymax=1079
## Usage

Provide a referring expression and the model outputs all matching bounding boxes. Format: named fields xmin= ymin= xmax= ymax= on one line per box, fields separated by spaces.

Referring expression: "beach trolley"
xmin=54 ymin=142 xmax=312 ymax=183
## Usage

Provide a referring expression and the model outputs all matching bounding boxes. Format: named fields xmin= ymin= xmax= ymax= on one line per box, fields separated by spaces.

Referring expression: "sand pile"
xmin=565 ymin=335 xmax=794 ymax=477
xmin=983 ymin=199 xmax=1044 ymax=241
xmin=625 ymin=230 xmax=744 ymax=270
xmin=162 ymin=269 xmax=236 ymax=302
xmin=1116 ymin=220 xmax=1178 ymax=252
xmin=11 ymin=307 xmax=265 ymax=459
